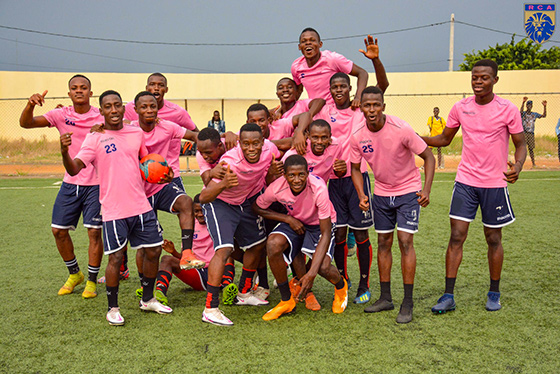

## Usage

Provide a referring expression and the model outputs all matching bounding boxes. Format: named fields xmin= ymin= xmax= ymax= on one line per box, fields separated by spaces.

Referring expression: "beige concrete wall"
xmin=2 ymin=70 xmax=559 ymax=141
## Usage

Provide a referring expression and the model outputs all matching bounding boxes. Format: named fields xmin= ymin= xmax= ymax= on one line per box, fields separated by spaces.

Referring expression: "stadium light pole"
xmin=448 ymin=13 xmax=455 ymax=72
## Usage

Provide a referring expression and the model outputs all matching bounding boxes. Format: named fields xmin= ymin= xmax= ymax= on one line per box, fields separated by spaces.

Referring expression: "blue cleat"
xmin=485 ymin=291 xmax=502 ymax=311
xmin=354 ymin=289 xmax=371 ymax=304
xmin=432 ymin=293 xmax=456 ymax=314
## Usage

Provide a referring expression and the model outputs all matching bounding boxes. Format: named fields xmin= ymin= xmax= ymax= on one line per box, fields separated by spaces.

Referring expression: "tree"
xmin=460 ymin=36 xmax=560 ymax=71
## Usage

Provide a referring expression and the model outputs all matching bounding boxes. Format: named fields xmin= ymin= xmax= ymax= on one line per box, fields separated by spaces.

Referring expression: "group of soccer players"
xmin=20 ymin=27 xmax=527 ymax=326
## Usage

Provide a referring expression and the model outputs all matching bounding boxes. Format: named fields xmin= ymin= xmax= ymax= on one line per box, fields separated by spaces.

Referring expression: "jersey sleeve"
xmin=43 ymin=108 xmax=63 ymax=129
xmin=170 ymin=121 xmax=188 ymax=139
xmin=265 ymin=139 xmax=281 ymax=160
xmin=291 ymin=59 xmax=301 ymax=85
xmin=327 ymin=51 xmax=354 ymax=75
xmin=446 ymin=103 xmax=461 ymax=128
xmin=403 ymin=125 xmax=428 ymax=155
xmin=75 ymin=133 xmax=97 ymax=166
xmin=177 ymin=110 xmax=197 ymax=131
xmin=281 ymin=148 xmax=297 ymax=162
xmin=255 ymin=184 xmax=277 ymax=210
xmin=349 ymin=133 xmax=363 ymax=164
xmin=139 ymin=135 xmax=149 ymax=159
xmin=196 ymin=151 xmax=212 ymax=175
xmin=123 ymin=101 xmax=139 ymax=121
xmin=314 ymin=182 xmax=333 ymax=221
xmin=507 ymin=104 xmax=524 ymax=134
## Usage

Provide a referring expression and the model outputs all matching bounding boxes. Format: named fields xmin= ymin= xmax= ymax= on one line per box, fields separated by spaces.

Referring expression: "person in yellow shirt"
xmin=427 ymin=107 xmax=446 ymax=168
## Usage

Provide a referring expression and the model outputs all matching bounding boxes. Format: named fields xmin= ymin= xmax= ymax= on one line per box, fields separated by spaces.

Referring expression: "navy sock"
xmin=206 ymin=284 xmax=220 ymax=308
xmin=445 ymin=277 xmax=456 ymax=294
xmin=490 ymin=279 xmax=500 ymax=293
xmin=181 ymin=229 xmax=194 ymax=251
xmin=64 ymin=257 xmax=80 ymax=275
xmin=142 ymin=277 xmax=156 ymax=302
xmin=356 ymin=238 xmax=372 ymax=290
xmin=156 ymin=270 xmax=172 ymax=295
xmin=403 ymin=283 xmax=414 ymax=306
xmin=380 ymin=281 xmax=392 ymax=301
xmin=257 ymin=266 xmax=269 ymax=289
xmin=278 ymin=281 xmax=291 ymax=301
xmin=87 ymin=264 xmax=100 ymax=282
xmin=106 ymin=286 xmax=119 ymax=308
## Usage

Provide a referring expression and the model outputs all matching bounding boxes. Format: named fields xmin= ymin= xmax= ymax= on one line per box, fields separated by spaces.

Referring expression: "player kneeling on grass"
xmin=153 ymin=194 xmax=238 ymax=306
xmin=350 ymin=86 xmax=435 ymax=324
xmin=61 ymin=90 xmax=172 ymax=326
xmin=253 ymin=155 xmax=348 ymax=321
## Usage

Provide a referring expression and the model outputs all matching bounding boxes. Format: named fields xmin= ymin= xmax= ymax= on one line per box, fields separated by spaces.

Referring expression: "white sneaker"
xmin=106 ymin=307 xmax=125 ymax=326
xmin=202 ymin=307 xmax=233 ymax=326
xmin=253 ymin=286 xmax=270 ymax=301
xmin=234 ymin=292 xmax=269 ymax=306
xmin=139 ymin=297 xmax=173 ymax=314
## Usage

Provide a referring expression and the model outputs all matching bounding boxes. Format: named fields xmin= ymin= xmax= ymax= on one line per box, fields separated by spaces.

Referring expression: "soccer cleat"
xmin=364 ymin=298 xmax=395 ymax=313
xmin=139 ymin=297 xmax=173 ymax=314
xmin=289 ymin=278 xmax=301 ymax=299
xmin=486 ymin=291 xmax=502 ymax=311
xmin=106 ymin=307 xmax=125 ymax=326
xmin=234 ymin=292 xmax=269 ymax=306
xmin=396 ymin=303 xmax=413 ymax=324
xmin=155 ymin=289 xmax=169 ymax=306
xmin=431 ymin=293 xmax=456 ymax=314
xmin=305 ymin=292 xmax=321 ymax=311
xmin=202 ymin=307 xmax=233 ymax=326
xmin=135 ymin=287 xmax=143 ymax=300
xmin=179 ymin=249 xmax=206 ymax=270
xmin=58 ymin=271 xmax=84 ymax=295
xmin=253 ymin=286 xmax=270 ymax=301
xmin=97 ymin=268 xmax=130 ymax=284
xmin=222 ymin=283 xmax=238 ymax=306
xmin=332 ymin=278 xmax=348 ymax=314
xmin=354 ymin=289 xmax=371 ymax=304
xmin=262 ymin=298 xmax=297 ymax=321
xmin=82 ymin=280 xmax=97 ymax=299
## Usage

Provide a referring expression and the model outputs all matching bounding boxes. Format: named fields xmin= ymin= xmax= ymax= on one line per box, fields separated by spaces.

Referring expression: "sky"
xmin=0 ymin=0 xmax=558 ymax=74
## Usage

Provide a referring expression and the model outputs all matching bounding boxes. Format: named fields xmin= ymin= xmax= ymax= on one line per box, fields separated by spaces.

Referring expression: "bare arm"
xmin=252 ymin=202 xmax=305 ymax=235
xmin=416 ymin=147 xmax=435 ymax=207
xmin=199 ymin=166 xmax=238 ymax=204
xmin=60 ymin=133 xmax=85 ymax=176
xmin=182 ymin=129 xmax=198 ymax=142
xmin=421 ymin=126 xmax=460 ymax=148
xmin=503 ymin=132 xmax=527 ymax=184
xmin=20 ymin=90 xmax=51 ymax=129
xmin=359 ymin=36 xmax=389 ymax=93
xmin=349 ymin=63 xmax=369 ymax=109
xmin=520 ymin=97 xmax=527 ymax=113
xmin=541 ymin=100 xmax=547 ymax=118
xmin=350 ymin=162 xmax=369 ymax=211
xmin=307 ymin=98 xmax=326 ymax=117
xmin=293 ymin=100 xmax=325 ymax=155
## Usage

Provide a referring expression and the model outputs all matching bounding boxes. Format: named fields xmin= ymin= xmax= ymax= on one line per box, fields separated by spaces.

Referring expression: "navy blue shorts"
xmin=148 ymin=180 xmax=187 ymax=214
xmin=102 ymin=210 xmax=163 ymax=255
xmin=449 ymin=181 xmax=515 ymax=228
xmin=373 ymin=192 xmax=420 ymax=234
xmin=328 ymin=173 xmax=373 ymax=230
xmin=51 ymin=182 xmax=102 ymax=230
xmin=270 ymin=222 xmax=336 ymax=264
xmin=203 ymin=194 xmax=267 ymax=251
xmin=172 ymin=176 xmax=185 ymax=192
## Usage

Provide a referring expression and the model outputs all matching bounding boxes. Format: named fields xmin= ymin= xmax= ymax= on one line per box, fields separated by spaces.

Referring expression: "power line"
xmin=455 ymin=20 xmax=560 ymax=44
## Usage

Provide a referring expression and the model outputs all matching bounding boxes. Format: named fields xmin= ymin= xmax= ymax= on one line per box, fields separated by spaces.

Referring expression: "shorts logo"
xmin=524 ymin=4 xmax=555 ymax=43
xmin=496 ymin=205 xmax=503 ymax=211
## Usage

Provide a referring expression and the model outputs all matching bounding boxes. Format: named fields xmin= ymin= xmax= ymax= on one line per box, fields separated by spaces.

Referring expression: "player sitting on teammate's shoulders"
xmin=253 ymin=155 xmax=348 ymax=321
xmin=350 ymin=86 xmax=435 ymax=324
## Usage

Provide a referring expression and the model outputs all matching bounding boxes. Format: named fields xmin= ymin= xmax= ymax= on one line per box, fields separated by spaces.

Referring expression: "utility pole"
xmin=448 ymin=13 xmax=455 ymax=72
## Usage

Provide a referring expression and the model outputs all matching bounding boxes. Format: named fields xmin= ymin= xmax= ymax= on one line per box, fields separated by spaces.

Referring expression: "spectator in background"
xmin=520 ymin=97 xmax=547 ymax=167
xmin=208 ymin=110 xmax=226 ymax=135
xmin=427 ymin=107 xmax=446 ymax=169
xmin=556 ymin=118 xmax=560 ymax=162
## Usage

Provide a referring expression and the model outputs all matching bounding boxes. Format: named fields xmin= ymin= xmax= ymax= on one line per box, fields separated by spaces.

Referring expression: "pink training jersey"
xmin=268 ymin=117 xmax=294 ymax=140
xmin=291 ymin=50 xmax=353 ymax=105
xmin=256 ymin=173 xmax=336 ymax=226
xmin=43 ymin=106 xmax=103 ymax=186
xmin=193 ymin=220 xmax=214 ymax=266
xmin=350 ymin=115 xmax=427 ymax=197
xmin=130 ymin=119 xmax=187 ymax=197
xmin=124 ymin=100 xmax=197 ymax=176
xmin=75 ymin=125 xmax=152 ymax=221
xmin=196 ymin=138 xmax=227 ymax=176
xmin=212 ymin=140 xmax=279 ymax=205
xmin=315 ymin=103 xmax=367 ymax=178
xmin=280 ymin=99 xmax=312 ymax=120
xmin=282 ymin=137 xmax=343 ymax=182
xmin=447 ymin=95 xmax=523 ymax=188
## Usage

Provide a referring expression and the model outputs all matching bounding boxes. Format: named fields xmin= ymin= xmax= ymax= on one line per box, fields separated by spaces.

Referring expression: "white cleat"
xmin=253 ymin=286 xmax=270 ymax=301
xmin=106 ymin=307 xmax=125 ymax=326
xmin=234 ymin=292 xmax=269 ymax=306
xmin=139 ymin=297 xmax=173 ymax=314
xmin=202 ymin=307 xmax=233 ymax=326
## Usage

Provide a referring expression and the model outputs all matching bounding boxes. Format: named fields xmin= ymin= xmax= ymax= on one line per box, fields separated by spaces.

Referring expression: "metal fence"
xmin=2 ymin=93 xmax=559 ymax=165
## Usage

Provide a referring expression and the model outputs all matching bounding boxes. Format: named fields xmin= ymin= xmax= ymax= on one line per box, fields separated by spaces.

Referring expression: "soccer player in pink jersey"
xmin=253 ymin=155 xmax=349 ymax=321
xmin=350 ymin=86 xmax=435 ymax=323
xmin=423 ymin=60 xmax=527 ymax=313
xmin=60 ymin=90 xmax=172 ymax=325
xmin=199 ymin=123 xmax=283 ymax=325
xmin=19 ymin=75 xmax=103 ymax=299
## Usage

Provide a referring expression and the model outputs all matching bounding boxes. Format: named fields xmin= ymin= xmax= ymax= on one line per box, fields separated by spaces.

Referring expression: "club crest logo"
xmin=524 ymin=4 xmax=556 ymax=43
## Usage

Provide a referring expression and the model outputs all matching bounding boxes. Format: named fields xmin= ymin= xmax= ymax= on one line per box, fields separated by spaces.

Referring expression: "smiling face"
xmin=247 ymin=110 xmax=271 ymax=139
xmin=285 ymin=164 xmax=308 ymax=195
xmin=239 ymin=130 xmax=264 ymax=164
xmin=197 ymin=138 xmax=225 ymax=165
xmin=68 ymin=77 xmax=92 ymax=106
xmin=193 ymin=202 xmax=205 ymax=225
xmin=309 ymin=124 xmax=331 ymax=156
xmin=360 ymin=93 xmax=385 ymax=129
xmin=276 ymin=78 xmax=298 ymax=105
xmin=100 ymin=94 xmax=125 ymax=128
xmin=298 ymin=30 xmax=322 ymax=60
xmin=329 ymin=77 xmax=351 ymax=108
xmin=135 ymin=95 xmax=158 ymax=125
xmin=471 ymin=66 xmax=498 ymax=99
xmin=146 ymin=75 xmax=168 ymax=105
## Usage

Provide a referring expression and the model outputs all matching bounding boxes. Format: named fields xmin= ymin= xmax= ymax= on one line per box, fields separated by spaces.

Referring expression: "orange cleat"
xmin=332 ymin=278 xmax=348 ymax=314
xmin=289 ymin=278 xmax=301 ymax=299
xmin=305 ymin=292 xmax=321 ymax=311
xmin=179 ymin=249 xmax=205 ymax=270
xmin=262 ymin=297 xmax=297 ymax=321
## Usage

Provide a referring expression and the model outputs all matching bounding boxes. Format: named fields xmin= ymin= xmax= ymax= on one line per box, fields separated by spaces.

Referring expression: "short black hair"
xmin=239 ymin=123 xmax=262 ymax=136
xmin=247 ymin=103 xmax=270 ymax=118
xmin=473 ymin=59 xmax=498 ymax=76
xmin=99 ymin=90 xmax=122 ymax=106
xmin=283 ymin=154 xmax=308 ymax=172
xmin=309 ymin=119 xmax=331 ymax=134
xmin=134 ymin=91 xmax=156 ymax=105
xmin=360 ymin=85 xmax=384 ymax=102
xmin=148 ymin=72 xmax=167 ymax=85
xmin=193 ymin=193 xmax=200 ymax=204
xmin=197 ymin=127 xmax=222 ymax=145
xmin=277 ymin=77 xmax=297 ymax=88
xmin=330 ymin=72 xmax=350 ymax=86
xmin=68 ymin=74 xmax=91 ymax=88
xmin=300 ymin=27 xmax=321 ymax=42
